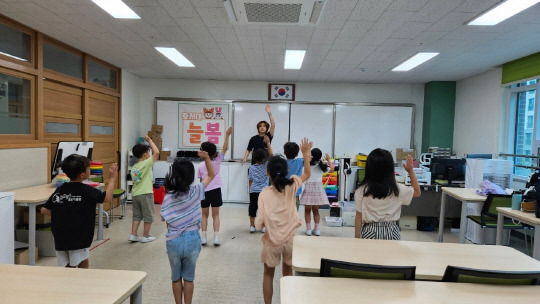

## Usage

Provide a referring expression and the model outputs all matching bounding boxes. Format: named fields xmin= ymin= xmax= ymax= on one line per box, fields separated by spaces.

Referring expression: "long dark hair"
xmin=165 ymin=158 xmax=195 ymax=195
xmin=310 ymin=148 xmax=328 ymax=171
xmin=358 ymin=148 xmax=399 ymax=199
xmin=200 ymin=141 xmax=218 ymax=160
xmin=267 ymin=156 xmax=293 ymax=192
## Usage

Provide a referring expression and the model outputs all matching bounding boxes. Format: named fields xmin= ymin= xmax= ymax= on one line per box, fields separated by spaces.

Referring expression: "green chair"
xmin=89 ymin=175 xmax=126 ymax=222
xmin=466 ymin=194 xmax=530 ymax=248
xmin=320 ymin=258 xmax=415 ymax=280
xmin=442 ymin=265 xmax=540 ymax=285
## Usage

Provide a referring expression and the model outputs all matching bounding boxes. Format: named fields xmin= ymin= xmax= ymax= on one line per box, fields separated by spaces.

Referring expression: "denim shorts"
xmin=166 ymin=230 xmax=201 ymax=282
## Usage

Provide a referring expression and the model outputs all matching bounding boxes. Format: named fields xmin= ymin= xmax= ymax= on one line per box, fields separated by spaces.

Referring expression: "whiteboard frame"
xmin=155 ymin=98 xmax=415 ymax=160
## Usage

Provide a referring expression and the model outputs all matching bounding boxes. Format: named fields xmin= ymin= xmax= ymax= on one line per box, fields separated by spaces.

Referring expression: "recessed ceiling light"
xmin=0 ymin=51 xmax=27 ymax=62
xmin=155 ymin=47 xmax=195 ymax=67
xmin=284 ymin=50 xmax=306 ymax=70
xmin=468 ymin=0 xmax=540 ymax=26
xmin=92 ymin=0 xmax=140 ymax=19
xmin=392 ymin=52 xmax=439 ymax=72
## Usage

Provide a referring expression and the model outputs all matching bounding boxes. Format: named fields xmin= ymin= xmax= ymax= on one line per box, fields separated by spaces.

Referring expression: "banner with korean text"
xmin=178 ymin=103 xmax=230 ymax=149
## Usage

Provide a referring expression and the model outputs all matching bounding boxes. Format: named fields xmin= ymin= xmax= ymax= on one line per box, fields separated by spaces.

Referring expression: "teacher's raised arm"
xmin=241 ymin=104 xmax=275 ymax=166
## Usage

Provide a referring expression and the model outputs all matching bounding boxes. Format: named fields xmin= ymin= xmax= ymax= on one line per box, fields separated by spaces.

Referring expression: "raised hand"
xmin=402 ymin=155 xmax=414 ymax=172
xmin=198 ymin=150 xmax=209 ymax=160
xmin=109 ymin=163 xmax=118 ymax=179
xmin=300 ymin=138 xmax=312 ymax=154
xmin=265 ymin=104 xmax=271 ymax=113
xmin=226 ymin=126 xmax=233 ymax=136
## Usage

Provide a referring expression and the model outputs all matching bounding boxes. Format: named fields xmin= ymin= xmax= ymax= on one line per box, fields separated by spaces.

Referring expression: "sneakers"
xmin=305 ymin=229 xmax=312 ymax=236
xmin=141 ymin=235 xmax=156 ymax=243
xmin=249 ymin=226 xmax=256 ymax=233
xmin=213 ymin=237 xmax=220 ymax=246
xmin=261 ymin=227 xmax=266 ymax=233
xmin=313 ymin=229 xmax=321 ymax=236
xmin=201 ymin=237 xmax=207 ymax=245
xmin=128 ymin=235 xmax=142 ymax=242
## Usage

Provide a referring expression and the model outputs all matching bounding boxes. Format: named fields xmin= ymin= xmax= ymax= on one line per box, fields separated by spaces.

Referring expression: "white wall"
xmin=121 ymin=71 xmax=142 ymax=187
xmin=130 ymin=79 xmax=425 ymax=154
xmin=454 ymin=68 xmax=503 ymax=157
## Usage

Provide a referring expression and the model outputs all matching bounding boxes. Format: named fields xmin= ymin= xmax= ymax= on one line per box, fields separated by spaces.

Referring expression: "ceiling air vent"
xmin=223 ymin=0 xmax=325 ymax=25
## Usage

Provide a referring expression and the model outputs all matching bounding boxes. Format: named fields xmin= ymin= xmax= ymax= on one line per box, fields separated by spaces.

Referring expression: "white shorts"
xmin=56 ymin=248 xmax=90 ymax=267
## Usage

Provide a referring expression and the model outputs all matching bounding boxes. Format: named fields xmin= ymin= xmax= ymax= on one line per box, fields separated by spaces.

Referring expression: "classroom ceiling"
xmin=2 ymin=0 xmax=540 ymax=84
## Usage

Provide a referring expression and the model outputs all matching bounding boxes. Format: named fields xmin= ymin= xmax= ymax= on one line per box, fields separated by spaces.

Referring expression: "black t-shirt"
xmin=246 ymin=132 xmax=273 ymax=152
xmin=44 ymin=182 xmax=106 ymax=251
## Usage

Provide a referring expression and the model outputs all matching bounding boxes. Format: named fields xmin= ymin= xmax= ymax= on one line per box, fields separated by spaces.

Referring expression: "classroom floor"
xmin=34 ymin=203 xmax=529 ymax=304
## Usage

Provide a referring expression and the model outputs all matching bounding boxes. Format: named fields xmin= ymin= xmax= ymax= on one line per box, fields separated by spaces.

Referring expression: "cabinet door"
xmin=0 ymin=194 xmax=14 ymax=264
xmin=227 ymin=164 xmax=249 ymax=203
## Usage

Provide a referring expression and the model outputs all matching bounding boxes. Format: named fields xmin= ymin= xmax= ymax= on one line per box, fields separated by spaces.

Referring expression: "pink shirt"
xmin=255 ymin=176 xmax=303 ymax=246
xmin=198 ymin=152 xmax=224 ymax=192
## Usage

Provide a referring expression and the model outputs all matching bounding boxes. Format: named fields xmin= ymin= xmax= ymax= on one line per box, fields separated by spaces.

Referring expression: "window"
xmin=508 ymin=79 xmax=538 ymax=176
xmin=0 ymin=72 xmax=32 ymax=134
xmin=88 ymin=59 xmax=117 ymax=89
xmin=43 ymin=42 xmax=83 ymax=79
xmin=0 ymin=22 xmax=31 ymax=63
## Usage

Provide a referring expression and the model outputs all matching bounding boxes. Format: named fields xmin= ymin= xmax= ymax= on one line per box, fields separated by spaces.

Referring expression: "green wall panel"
xmin=502 ymin=52 xmax=540 ymax=84
xmin=422 ymin=81 xmax=456 ymax=153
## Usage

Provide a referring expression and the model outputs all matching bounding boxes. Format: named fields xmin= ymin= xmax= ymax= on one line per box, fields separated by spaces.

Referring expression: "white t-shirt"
xmin=354 ymin=183 xmax=414 ymax=223
xmin=307 ymin=164 xmax=329 ymax=183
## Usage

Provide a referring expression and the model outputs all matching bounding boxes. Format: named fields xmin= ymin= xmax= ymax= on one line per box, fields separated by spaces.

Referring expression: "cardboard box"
xmin=15 ymin=247 xmax=38 ymax=265
xmin=23 ymin=211 xmax=51 ymax=225
xmin=396 ymin=148 xmax=416 ymax=161
xmin=159 ymin=151 xmax=171 ymax=161
xmin=151 ymin=124 xmax=163 ymax=133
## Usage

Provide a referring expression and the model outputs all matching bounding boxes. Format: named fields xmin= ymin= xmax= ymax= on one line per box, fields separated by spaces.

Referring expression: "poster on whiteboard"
xmin=178 ymin=103 xmax=230 ymax=149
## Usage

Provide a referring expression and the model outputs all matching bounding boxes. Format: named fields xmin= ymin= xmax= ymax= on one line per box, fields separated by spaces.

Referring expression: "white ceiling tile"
xmin=360 ymin=29 xmax=394 ymax=46
xmin=391 ymin=21 xmax=432 ymax=39
xmin=196 ymin=7 xmax=230 ymax=28
xmin=388 ymin=0 xmax=429 ymax=12
xmin=409 ymin=0 xmax=462 ymax=23
xmin=330 ymin=37 xmax=360 ymax=51
xmin=371 ymin=10 xmax=414 ymax=31
xmin=190 ymin=0 xmax=222 ymax=8
xmin=338 ymin=20 xmax=374 ymax=38
xmin=455 ymin=0 xmax=500 ymax=13
xmin=157 ymin=27 xmax=191 ymax=42
xmin=310 ymin=29 xmax=340 ymax=44
xmin=365 ymin=50 xmax=395 ymax=62
xmin=316 ymin=9 xmax=350 ymax=30
xmin=307 ymin=43 xmax=332 ymax=56
xmin=239 ymin=37 xmax=263 ymax=49
xmin=325 ymin=50 xmax=348 ymax=61
xmin=136 ymin=7 xmax=177 ymax=27
xmin=349 ymin=0 xmax=392 ymax=22
xmin=325 ymin=0 xmax=359 ymax=11
xmin=124 ymin=0 xmax=159 ymax=7
xmin=286 ymin=26 xmax=314 ymax=37
xmin=157 ymin=0 xmax=197 ymax=17
xmin=285 ymin=36 xmax=311 ymax=50
xmin=200 ymin=48 xmax=225 ymax=59
xmin=209 ymin=27 xmax=238 ymax=43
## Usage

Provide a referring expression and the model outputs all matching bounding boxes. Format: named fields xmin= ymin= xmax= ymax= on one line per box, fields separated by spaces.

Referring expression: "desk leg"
xmin=438 ymin=192 xmax=447 ymax=242
xmin=533 ymin=225 xmax=540 ymax=261
xmin=130 ymin=285 xmax=143 ymax=304
xmin=496 ymin=213 xmax=504 ymax=246
xmin=28 ymin=205 xmax=36 ymax=265
xmin=458 ymin=201 xmax=468 ymax=244
xmin=97 ymin=204 xmax=103 ymax=241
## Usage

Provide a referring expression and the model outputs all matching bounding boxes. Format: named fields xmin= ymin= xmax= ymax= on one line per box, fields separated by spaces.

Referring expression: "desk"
xmin=496 ymin=207 xmax=540 ymax=260
xmin=0 ymin=264 xmax=146 ymax=304
xmin=292 ymin=235 xmax=540 ymax=280
xmin=281 ymin=276 xmax=540 ymax=304
xmin=438 ymin=187 xmax=486 ymax=243
xmin=11 ymin=184 xmax=105 ymax=265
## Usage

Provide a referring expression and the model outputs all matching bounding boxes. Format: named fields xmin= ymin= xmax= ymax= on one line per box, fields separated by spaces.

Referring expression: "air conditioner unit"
xmin=223 ymin=0 xmax=325 ymax=25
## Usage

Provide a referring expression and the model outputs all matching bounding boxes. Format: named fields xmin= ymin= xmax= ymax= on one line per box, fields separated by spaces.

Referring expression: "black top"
xmin=246 ymin=132 xmax=273 ymax=151
xmin=44 ymin=182 xmax=106 ymax=251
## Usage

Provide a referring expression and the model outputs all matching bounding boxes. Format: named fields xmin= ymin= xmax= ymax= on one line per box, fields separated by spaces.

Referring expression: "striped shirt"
xmin=161 ymin=183 xmax=205 ymax=241
xmin=248 ymin=162 xmax=269 ymax=193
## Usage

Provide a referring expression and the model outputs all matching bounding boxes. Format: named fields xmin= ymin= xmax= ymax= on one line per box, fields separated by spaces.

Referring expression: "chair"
xmin=90 ymin=175 xmax=127 ymax=221
xmin=466 ymin=194 xmax=530 ymax=249
xmin=320 ymin=258 xmax=415 ymax=280
xmin=442 ymin=265 xmax=540 ymax=285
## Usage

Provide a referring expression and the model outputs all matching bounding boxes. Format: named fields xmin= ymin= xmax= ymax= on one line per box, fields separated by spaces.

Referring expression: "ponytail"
xmin=165 ymin=158 xmax=195 ymax=195
xmin=310 ymin=148 xmax=328 ymax=171
xmin=267 ymin=156 xmax=294 ymax=192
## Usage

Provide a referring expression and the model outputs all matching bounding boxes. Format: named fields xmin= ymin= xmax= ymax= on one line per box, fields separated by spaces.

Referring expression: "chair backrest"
xmin=320 ymin=258 xmax=415 ymax=280
xmin=442 ymin=265 xmax=540 ymax=285
xmin=481 ymin=194 xmax=512 ymax=219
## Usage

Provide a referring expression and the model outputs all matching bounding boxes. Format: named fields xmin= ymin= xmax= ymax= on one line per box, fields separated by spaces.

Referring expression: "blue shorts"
xmin=166 ymin=230 xmax=201 ymax=282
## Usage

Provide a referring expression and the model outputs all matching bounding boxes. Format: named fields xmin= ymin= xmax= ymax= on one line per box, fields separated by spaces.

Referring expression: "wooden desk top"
xmin=0 ymin=264 xmax=147 ymax=304
xmin=497 ymin=207 xmax=540 ymax=225
xmin=292 ymin=236 xmax=540 ymax=280
xmin=441 ymin=187 xmax=486 ymax=201
xmin=10 ymin=184 xmax=56 ymax=204
xmin=281 ymin=276 xmax=540 ymax=304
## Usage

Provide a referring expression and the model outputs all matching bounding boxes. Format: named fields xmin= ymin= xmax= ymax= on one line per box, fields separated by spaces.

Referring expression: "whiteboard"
xmin=334 ymin=104 xmax=413 ymax=158
xmin=232 ymin=102 xmax=290 ymax=160
xmin=156 ymin=100 xmax=232 ymax=159
xmin=290 ymin=104 xmax=334 ymax=157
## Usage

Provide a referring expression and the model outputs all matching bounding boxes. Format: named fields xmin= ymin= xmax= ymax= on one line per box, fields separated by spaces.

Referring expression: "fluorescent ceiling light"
xmin=284 ymin=50 xmax=306 ymax=69
xmin=392 ymin=52 xmax=439 ymax=72
xmin=155 ymin=47 xmax=195 ymax=67
xmin=92 ymin=0 xmax=140 ymax=19
xmin=0 ymin=51 xmax=27 ymax=62
xmin=468 ymin=0 xmax=540 ymax=26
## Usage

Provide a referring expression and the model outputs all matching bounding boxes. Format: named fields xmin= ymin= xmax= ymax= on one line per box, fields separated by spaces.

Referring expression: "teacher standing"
xmin=241 ymin=104 xmax=275 ymax=165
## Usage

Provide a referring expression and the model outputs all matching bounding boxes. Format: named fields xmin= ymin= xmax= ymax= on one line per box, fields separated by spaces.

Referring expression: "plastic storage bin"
xmin=325 ymin=216 xmax=342 ymax=227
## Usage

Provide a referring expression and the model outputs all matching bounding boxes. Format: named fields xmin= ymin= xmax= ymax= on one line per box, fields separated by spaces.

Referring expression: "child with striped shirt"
xmin=248 ymin=135 xmax=273 ymax=233
xmin=161 ymin=151 xmax=215 ymax=304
